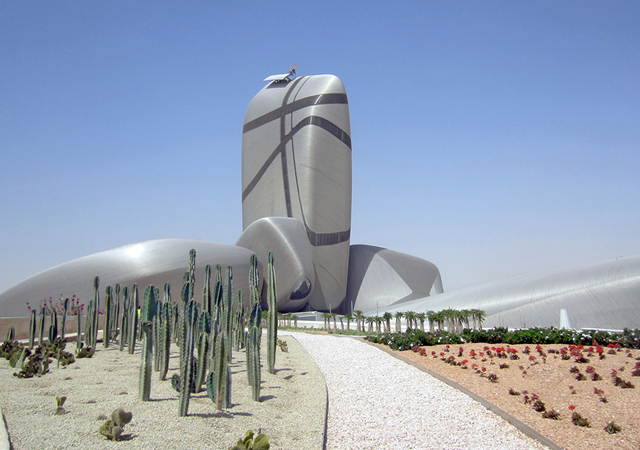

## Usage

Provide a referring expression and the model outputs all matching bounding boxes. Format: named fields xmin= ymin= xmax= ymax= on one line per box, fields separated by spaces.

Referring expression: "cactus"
xmin=159 ymin=301 xmax=171 ymax=381
xmin=179 ymin=299 xmax=198 ymax=416
xmin=104 ymin=286 xmax=112 ymax=348
xmin=38 ymin=306 xmax=46 ymax=346
xmin=119 ymin=287 xmax=129 ymax=352
xmin=114 ymin=284 xmax=121 ymax=338
xmin=76 ymin=303 xmax=83 ymax=349
xmin=29 ymin=309 xmax=37 ymax=348
xmin=249 ymin=254 xmax=260 ymax=305
xmin=91 ymin=276 xmax=100 ymax=350
xmin=213 ymin=330 xmax=227 ymax=410
xmin=203 ymin=264 xmax=212 ymax=317
xmin=60 ymin=297 xmax=70 ymax=340
xmin=195 ymin=311 xmax=211 ymax=391
xmin=99 ymin=408 xmax=132 ymax=441
xmin=266 ymin=252 xmax=277 ymax=374
xmin=153 ymin=299 xmax=162 ymax=372
xmin=6 ymin=326 xmax=15 ymax=342
xmin=224 ymin=266 xmax=234 ymax=363
xmin=49 ymin=310 xmax=58 ymax=343
xmin=247 ymin=325 xmax=261 ymax=401
xmin=128 ymin=284 xmax=139 ymax=355
xmin=142 ymin=285 xmax=158 ymax=323
xmin=139 ymin=321 xmax=153 ymax=401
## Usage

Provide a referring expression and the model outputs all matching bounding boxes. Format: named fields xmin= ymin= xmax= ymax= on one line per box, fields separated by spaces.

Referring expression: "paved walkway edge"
xmin=360 ymin=339 xmax=564 ymax=450
xmin=0 ymin=408 xmax=11 ymax=450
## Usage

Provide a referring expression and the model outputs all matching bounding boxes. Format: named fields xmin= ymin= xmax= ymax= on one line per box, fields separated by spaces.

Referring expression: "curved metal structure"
xmin=0 ymin=240 xmax=258 ymax=318
xmin=241 ymin=74 xmax=353 ymax=312
xmin=373 ymin=256 xmax=640 ymax=330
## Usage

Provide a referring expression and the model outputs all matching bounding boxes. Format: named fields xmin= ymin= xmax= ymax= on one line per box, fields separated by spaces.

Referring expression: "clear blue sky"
xmin=1 ymin=1 xmax=639 ymax=295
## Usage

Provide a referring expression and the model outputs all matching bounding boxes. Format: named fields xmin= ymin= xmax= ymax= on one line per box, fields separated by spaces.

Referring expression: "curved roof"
xmin=371 ymin=256 xmax=640 ymax=330
xmin=0 ymin=239 xmax=258 ymax=318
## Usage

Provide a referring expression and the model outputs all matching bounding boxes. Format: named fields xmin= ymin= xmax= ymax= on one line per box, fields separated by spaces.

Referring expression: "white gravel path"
xmin=282 ymin=332 xmax=549 ymax=450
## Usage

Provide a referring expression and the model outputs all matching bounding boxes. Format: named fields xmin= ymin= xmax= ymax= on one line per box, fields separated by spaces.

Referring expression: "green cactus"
xmin=159 ymin=301 xmax=171 ymax=381
xmin=153 ymin=298 xmax=162 ymax=372
xmin=29 ymin=309 xmax=37 ymax=348
xmin=248 ymin=325 xmax=261 ymax=401
xmin=114 ymin=284 xmax=121 ymax=338
xmin=76 ymin=303 xmax=83 ymax=349
xmin=266 ymin=252 xmax=277 ymax=374
xmin=91 ymin=276 xmax=100 ymax=350
xmin=232 ymin=429 xmax=270 ymax=450
xmin=203 ymin=264 xmax=212 ymax=317
xmin=214 ymin=330 xmax=227 ymax=410
xmin=104 ymin=286 xmax=112 ymax=348
xmin=139 ymin=321 xmax=153 ymax=401
xmin=6 ymin=326 xmax=15 ymax=342
xmin=128 ymin=284 xmax=139 ymax=355
xmin=249 ymin=254 xmax=260 ymax=305
xmin=99 ymin=408 xmax=132 ymax=441
xmin=49 ymin=310 xmax=58 ymax=343
xmin=224 ymin=266 xmax=233 ymax=363
xmin=39 ymin=306 xmax=46 ymax=347
xmin=60 ymin=297 xmax=70 ymax=340
xmin=195 ymin=311 xmax=211 ymax=392
xmin=179 ymin=299 xmax=198 ymax=416
xmin=119 ymin=287 xmax=129 ymax=352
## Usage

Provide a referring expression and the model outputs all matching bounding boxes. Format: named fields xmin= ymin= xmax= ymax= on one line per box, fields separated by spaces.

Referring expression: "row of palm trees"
xmin=290 ymin=308 xmax=487 ymax=335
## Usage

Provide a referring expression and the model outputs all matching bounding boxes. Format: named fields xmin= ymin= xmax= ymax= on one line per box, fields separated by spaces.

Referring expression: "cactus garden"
xmin=0 ymin=250 xmax=326 ymax=449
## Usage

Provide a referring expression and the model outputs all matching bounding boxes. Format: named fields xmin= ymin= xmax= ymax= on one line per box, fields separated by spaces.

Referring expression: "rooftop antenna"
xmin=264 ymin=64 xmax=298 ymax=83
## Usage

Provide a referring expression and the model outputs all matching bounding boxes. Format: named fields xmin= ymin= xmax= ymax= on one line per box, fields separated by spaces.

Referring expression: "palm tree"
xmin=293 ymin=314 xmax=298 ymax=328
xmin=322 ymin=312 xmax=331 ymax=331
xmin=415 ymin=312 xmax=426 ymax=332
xmin=353 ymin=310 xmax=364 ymax=333
xmin=382 ymin=312 xmax=393 ymax=333
xmin=344 ymin=313 xmax=353 ymax=331
xmin=374 ymin=316 xmax=382 ymax=333
xmin=365 ymin=316 xmax=375 ymax=333
xmin=394 ymin=311 xmax=404 ymax=333
xmin=460 ymin=310 xmax=472 ymax=331
xmin=404 ymin=311 xmax=416 ymax=330
xmin=331 ymin=313 xmax=338 ymax=331
xmin=339 ymin=316 xmax=344 ymax=330
xmin=471 ymin=309 xmax=486 ymax=330
xmin=427 ymin=310 xmax=437 ymax=333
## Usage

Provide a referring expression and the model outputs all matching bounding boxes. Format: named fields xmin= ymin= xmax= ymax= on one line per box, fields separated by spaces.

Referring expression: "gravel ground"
xmin=283 ymin=332 xmax=549 ymax=450
xmin=0 ymin=334 xmax=325 ymax=450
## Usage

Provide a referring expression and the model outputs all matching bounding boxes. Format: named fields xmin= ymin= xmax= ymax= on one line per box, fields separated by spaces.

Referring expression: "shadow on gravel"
xmin=259 ymin=395 xmax=276 ymax=402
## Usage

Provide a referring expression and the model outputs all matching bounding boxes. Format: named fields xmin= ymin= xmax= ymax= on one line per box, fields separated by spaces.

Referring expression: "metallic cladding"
xmin=371 ymin=256 xmax=640 ymax=330
xmin=0 ymin=239 xmax=259 ymax=318
xmin=241 ymin=74 xmax=352 ymax=311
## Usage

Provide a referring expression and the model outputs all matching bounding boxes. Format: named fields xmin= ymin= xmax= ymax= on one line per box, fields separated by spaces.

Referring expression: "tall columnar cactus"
xmin=159 ymin=301 xmax=171 ymax=381
xmin=235 ymin=290 xmax=244 ymax=351
xmin=179 ymin=299 xmax=198 ymax=416
xmin=114 ymin=284 xmax=121 ymax=337
xmin=38 ymin=306 xmax=46 ymax=346
xmin=104 ymin=286 xmax=113 ymax=348
xmin=267 ymin=252 xmax=277 ymax=374
xmin=120 ymin=287 xmax=129 ymax=352
xmin=49 ymin=310 xmax=58 ymax=343
xmin=90 ymin=276 xmax=100 ymax=350
xmin=76 ymin=303 xmax=83 ymax=349
xmin=224 ymin=266 xmax=233 ymax=363
xmin=139 ymin=321 xmax=153 ymax=401
xmin=139 ymin=285 xmax=158 ymax=401
xmin=203 ymin=264 xmax=212 ymax=317
xmin=153 ymin=299 xmax=162 ymax=372
xmin=128 ymin=284 xmax=139 ymax=355
xmin=214 ymin=330 xmax=227 ymax=410
xmin=195 ymin=311 xmax=211 ymax=392
xmin=61 ymin=297 xmax=70 ymax=340
xmin=6 ymin=326 xmax=15 ymax=342
xmin=249 ymin=254 xmax=260 ymax=305
xmin=29 ymin=309 xmax=37 ymax=348
xmin=247 ymin=325 xmax=261 ymax=402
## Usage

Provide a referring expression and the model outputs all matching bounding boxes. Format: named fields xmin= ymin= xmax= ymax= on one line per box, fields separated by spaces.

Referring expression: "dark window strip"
xmin=243 ymin=93 xmax=348 ymax=134
xmin=306 ymin=228 xmax=351 ymax=246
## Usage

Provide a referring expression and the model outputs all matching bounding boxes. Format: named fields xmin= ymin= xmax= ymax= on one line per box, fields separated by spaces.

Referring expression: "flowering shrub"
xmin=26 ymin=296 xmax=85 ymax=316
xmin=365 ymin=327 xmax=640 ymax=350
